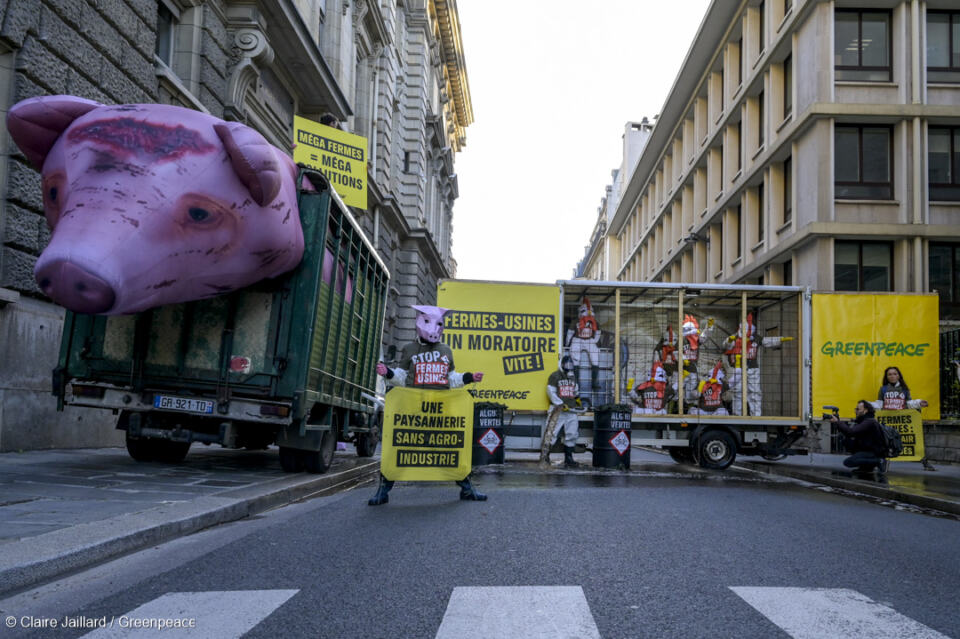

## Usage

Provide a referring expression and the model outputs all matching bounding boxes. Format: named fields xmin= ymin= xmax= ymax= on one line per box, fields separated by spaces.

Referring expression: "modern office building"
xmin=603 ymin=0 xmax=960 ymax=323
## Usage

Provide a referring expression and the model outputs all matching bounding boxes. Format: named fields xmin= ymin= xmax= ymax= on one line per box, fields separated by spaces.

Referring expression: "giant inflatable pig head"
xmin=413 ymin=305 xmax=449 ymax=344
xmin=6 ymin=95 xmax=305 ymax=314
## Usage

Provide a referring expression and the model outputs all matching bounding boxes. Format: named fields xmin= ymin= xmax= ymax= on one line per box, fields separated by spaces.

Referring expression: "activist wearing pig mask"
xmin=370 ymin=305 xmax=486 ymax=505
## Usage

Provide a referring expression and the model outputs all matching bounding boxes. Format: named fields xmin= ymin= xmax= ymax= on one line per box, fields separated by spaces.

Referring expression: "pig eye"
xmin=189 ymin=207 xmax=211 ymax=223
xmin=41 ymin=171 xmax=66 ymax=229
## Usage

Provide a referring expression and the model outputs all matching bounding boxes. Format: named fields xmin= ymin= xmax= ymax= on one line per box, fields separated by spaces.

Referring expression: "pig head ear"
xmin=6 ymin=96 xmax=102 ymax=170
xmin=213 ymin=122 xmax=283 ymax=206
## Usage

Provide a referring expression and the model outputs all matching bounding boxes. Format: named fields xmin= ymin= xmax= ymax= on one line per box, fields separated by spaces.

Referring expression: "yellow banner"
xmin=381 ymin=387 xmax=473 ymax=481
xmin=877 ymin=409 xmax=924 ymax=462
xmin=437 ymin=280 xmax=560 ymax=411
xmin=811 ymin=293 xmax=939 ymax=420
xmin=293 ymin=115 xmax=367 ymax=210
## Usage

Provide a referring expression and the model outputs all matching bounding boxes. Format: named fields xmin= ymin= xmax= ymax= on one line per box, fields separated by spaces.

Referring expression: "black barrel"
xmin=592 ymin=404 xmax=632 ymax=469
xmin=472 ymin=402 xmax=506 ymax=465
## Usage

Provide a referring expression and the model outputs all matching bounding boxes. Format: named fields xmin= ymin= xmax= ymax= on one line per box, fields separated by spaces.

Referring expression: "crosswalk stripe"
xmin=731 ymin=587 xmax=951 ymax=639
xmin=435 ymin=586 xmax=601 ymax=639
xmin=80 ymin=589 xmax=299 ymax=638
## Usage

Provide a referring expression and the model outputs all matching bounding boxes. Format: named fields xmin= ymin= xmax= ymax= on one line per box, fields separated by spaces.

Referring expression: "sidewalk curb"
xmin=734 ymin=460 xmax=960 ymax=517
xmin=0 ymin=460 xmax=378 ymax=598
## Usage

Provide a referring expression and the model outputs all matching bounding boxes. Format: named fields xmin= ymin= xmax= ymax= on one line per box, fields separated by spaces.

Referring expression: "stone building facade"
xmin=0 ymin=0 xmax=471 ymax=450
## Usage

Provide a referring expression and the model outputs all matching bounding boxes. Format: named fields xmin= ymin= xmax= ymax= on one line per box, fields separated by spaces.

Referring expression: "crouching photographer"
xmin=827 ymin=400 xmax=888 ymax=475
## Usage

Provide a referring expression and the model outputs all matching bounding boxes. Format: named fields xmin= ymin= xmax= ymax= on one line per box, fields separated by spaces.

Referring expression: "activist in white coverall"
xmin=543 ymin=356 xmax=581 ymax=468
xmin=724 ymin=313 xmax=792 ymax=416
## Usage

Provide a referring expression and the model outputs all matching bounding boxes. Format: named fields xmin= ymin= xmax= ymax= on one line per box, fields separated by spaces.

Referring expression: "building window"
xmin=783 ymin=259 xmax=792 ymax=285
xmin=928 ymin=12 xmax=960 ymax=83
xmin=735 ymin=205 xmax=742 ymax=259
xmin=758 ymin=1 xmax=766 ymax=57
xmin=929 ymin=127 xmax=960 ymax=201
xmin=783 ymin=156 xmax=792 ymax=224
xmin=737 ymin=36 xmax=747 ymax=86
xmin=835 ymin=125 xmax=893 ymax=200
xmin=835 ymin=241 xmax=892 ymax=291
xmin=757 ymin=90 xmax=765 ymax=149
xmin=757 ymin=183 xmax=765 ymax=243
xmin=783 ymin=55 xmax=792 ymax=119
xmin=835 ymin=10 xmax=891 ymax=82
xmin=156 ymin=2 xmax=176 ymax=67
xmin=735 ymin=120 xmax=742 ymax=173
xmin=930 ymin=243 xmax=960 ymax=319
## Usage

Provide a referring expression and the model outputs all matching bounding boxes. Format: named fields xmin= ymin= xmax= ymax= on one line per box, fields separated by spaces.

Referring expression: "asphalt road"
xmin=2 ymin=467 xmax=959 ymax=639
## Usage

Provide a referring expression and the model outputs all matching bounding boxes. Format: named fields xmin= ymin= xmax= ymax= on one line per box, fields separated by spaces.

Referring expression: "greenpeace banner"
xmin=812 ymin=293 xmax=939 ymax=424
xmin=876 ymin=409 xmax=924 ymax=462
xmin=381 ymin=387 xmax=473 ymax=482
xmin=293 ymin=115 xmax=367 ymax=210
xmin=437 ymin=280 xmax=560 ymax=411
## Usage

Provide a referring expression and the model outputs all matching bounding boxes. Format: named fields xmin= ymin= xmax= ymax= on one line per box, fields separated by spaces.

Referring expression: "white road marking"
xmin=435 ymin=586 xmax=601 ymax=639
xmin=80 ymin=589 xmax=299 ymax=638
xmin=731 ymin=587 xmax=952 ymax=639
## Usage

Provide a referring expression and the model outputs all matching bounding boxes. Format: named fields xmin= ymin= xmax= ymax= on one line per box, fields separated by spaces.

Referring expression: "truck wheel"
xmin=154 ymin=440 xmax=190 ymax=464
xmin=126 ymin=434 xmax=155 ymax=462
xmin=697 ymin=430 xmax=736 ymax=470
xmin=668 ymin=447 xmax=695 ymax=464
xmin=303 ymin=430 xmax=336 ymax=474
xmin=356 ymin=424 xmax=380 ymax=458
xmin=279 ymin=447 xmax=303 ymax=473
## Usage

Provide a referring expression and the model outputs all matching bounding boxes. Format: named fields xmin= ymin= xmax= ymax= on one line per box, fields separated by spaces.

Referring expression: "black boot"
xmin=564 ymin=446 xmax=580 ymax=468
xmin=456 ymin=477 xmax=487 ymax=501
xmin=367 ymin=475 xmax=394 ymax=506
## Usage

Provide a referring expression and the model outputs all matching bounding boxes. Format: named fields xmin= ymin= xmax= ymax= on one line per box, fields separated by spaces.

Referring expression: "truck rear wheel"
xmin=356 ymin=423 xmax=380 ymax=458
xmin=303 ymin=430 xmax=336 ymax=474
xmin=279 ymin=447 xmax=303 ymax=472
xmin=126 ymin=434 xmax=154 ymax=462
xmin=668 ymin=447 xmax=695 ymax=464
xmin=697 ymin=430 xmax=736 ymax=470
xmin=154 ymin=440 xmax=190 ymax=463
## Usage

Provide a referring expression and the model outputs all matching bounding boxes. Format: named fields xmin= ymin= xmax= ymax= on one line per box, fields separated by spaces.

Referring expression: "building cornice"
xmin=430 ymin=0 xmax=473 ymax=135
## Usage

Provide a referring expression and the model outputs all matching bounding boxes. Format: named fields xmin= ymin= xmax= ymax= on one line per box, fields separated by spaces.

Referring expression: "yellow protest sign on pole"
xmin=381 ymin=387 xmax=473 ymax=482
xmin=811 ymin=293 xmax=940 ymax=420
xmin=293 ymin=115 xmax=367 ymax=210
xmin=876 ymin=409 xmax=925 ymax=462
xmin=437 ymin=280 xmax=560 ymax=411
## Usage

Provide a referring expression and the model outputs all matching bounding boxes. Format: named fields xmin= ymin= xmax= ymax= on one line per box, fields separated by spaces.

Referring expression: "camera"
xmin=821 ymin=405 xmax=839 ymax=420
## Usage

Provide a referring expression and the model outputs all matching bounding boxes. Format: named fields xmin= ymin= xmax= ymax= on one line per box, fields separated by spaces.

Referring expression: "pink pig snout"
xmin=36 ymin=259 xmax=116 ymax=314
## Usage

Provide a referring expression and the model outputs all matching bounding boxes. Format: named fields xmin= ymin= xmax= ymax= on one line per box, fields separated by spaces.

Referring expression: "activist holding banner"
xmin=871 ymin=366 xmax=928 ymax=412
xmin=369 ymin=304 xmax=486 ymax=505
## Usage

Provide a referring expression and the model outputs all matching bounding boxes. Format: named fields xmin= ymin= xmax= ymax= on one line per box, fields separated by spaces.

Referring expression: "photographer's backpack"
xmin=877 ymin=421 xmax=904 ymax=458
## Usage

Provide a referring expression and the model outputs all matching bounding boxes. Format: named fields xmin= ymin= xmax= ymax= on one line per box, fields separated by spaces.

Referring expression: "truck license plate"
xmin=154 ymin=394 xmax=214 ymax=414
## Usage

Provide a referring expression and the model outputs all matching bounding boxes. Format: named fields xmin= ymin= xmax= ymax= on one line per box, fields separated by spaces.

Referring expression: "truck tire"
xmin=279 ymin=447 xmax=303 ymax=473
xmin=303 ymin=430 xmax=336 ymax=474
xmin=154 ymin=440 xmax=190 ymax=463
xmin=356 ymin=423 xmax=380 ymax=458
xmin=668 ymin=447 xmax=695 ymax=464
xmin=697 ymin=430 xmax=736 ymax=470
xmin=126 ymin=434 xmax=155 ymax=462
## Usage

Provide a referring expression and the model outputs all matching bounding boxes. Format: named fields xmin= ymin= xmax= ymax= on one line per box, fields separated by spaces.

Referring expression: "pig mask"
xmin=6 ymin=95 xmax=305 ymax=315
xmin=413 ymin=305 xmax=449 ymax=344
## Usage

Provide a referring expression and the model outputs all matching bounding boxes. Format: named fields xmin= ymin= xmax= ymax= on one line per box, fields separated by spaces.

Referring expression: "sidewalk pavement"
xmin=1 ymin=444 xmax=958 ymax=598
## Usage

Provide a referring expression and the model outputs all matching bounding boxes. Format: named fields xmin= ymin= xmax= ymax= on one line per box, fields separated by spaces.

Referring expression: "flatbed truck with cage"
xmin=555 ymin=280 xmax=811 ymax=470
xmin=51 ymin=170 xmax=390 ymax=473
xmin=441 ymin=280 xmax=812 ymax=470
